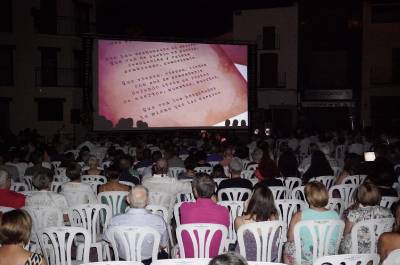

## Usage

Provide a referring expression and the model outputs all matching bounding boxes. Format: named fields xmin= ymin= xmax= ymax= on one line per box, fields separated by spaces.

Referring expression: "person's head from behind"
xmin=30 ymin=150 xmax=43 ymax=165
xmin=391 ymin=201 xmax=400 ymax=232
xmin=32 ymin=171 xmax=52 ymax=190
xmin=305 ymin=181 xmax=329 ymax=208
xmin=184 ymin=158 xmax=197 ymax=173
xmin=106 ymin=165 xmax=120 ymax=182
xmin=0 ymin=170 xmax=11 ymax=189
xmin=223 ymin=148 xmax=233 ymax=159
xmin=87 ymin=155 xmax=98 ymax=169
xmin=66 ymin=162 xmax=82 ymax=182
xmin=251 ymin=148 xmax=263 ymax=163
xmin=229 ymin=157 xmax=243 ymax=178
xmin=309 ymin=142 xmax=319 ymax=153
xmin=209 ymin=252 xmax=248 ymax=265
xmin=192 ymin=173 xmax=215 ymax=199
xmin=119 ymin=155 xmax=132 ymax=170
xmin=153 ymin=158 xmax=168 ymax=175
xmin=310 ymin=150 xmax=330 ymax=168
xmin=127 ymin=185 xmax=149 ymax=209
xmin=0 ymin=209 xmax=32 ymax=246
xmin=152 ymin=151 xmax=162 ymax=163
xmin=246 ymin=186 xmax=277 ymax=221
xmin=212 ymin=164 xmax=226 ymax=178
xmin=142 ymin=148 xmax=152 ymax=161
xmin=356 ymin=182 xmax=381 ymax=207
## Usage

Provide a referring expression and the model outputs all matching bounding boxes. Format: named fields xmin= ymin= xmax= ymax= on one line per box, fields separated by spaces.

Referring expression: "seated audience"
xmin=118 ymin=155 xmax=139 ymax=185
xmin=196 ymin=150 xmax=211 ymax=167
xmin=211 ymin=164 xmax=228 ymax=179
xmin=24 ymin=151 xmax=53 ymax=178
xmin=178 ymin=159 xmax=197 ymax=180
xmin=135 ymin=148 xmax=153 ymax=168
xmin=302 ymin=150 xmax=333 ymax=184
xmin=61 ymin=163 xmax=97 ymax=206
xmin=166 ymin=146 xmax=184 ymax=168
xmin=218 ymin=158 xmax=252 ymax=200
xmin=0 ymin=209 xmax=47 ymax=265
xmin=336 ymin=153 xmax=363 ymax=184
xmin=0 ymin=152 xmax=19 ymax=182
xmin=234 ymin=186 xmax=279 ymax=261
xmin=255 ymin=145 xmax=280 ymax=183
xmin=59 ymin=152 xmax=75 ymax=168
xmin=340 ymin=182 xmax=392 ymax=254
xmin=83 ymin=155 xmax=104 ymax=176
xmin=209 ymin=252 xmax=248 ymax=265
xmin=278 ymin=145 xmax=299 ymax=178
xmin=0 ymin=170 xmax=25 ymax=208
xmin=104 ymin=185 xmax=168 ymax=265
xmin=219 ymin=148 xmax=234 ymax=167
xmin=378 ymin=201 xmax=400 ymax=262
xmin=180 ymin=173 xmax=230 ymax=257
xmin=284 ymin=181 xmax=340 ymax=265
xmin=99 ymin=166 xmax=130 ymax=193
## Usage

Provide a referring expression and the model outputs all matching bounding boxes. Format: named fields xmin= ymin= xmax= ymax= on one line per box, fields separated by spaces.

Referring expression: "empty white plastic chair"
xmin=380 ymin=196 xmax=398 ymax=209
xmin=382 ymin=249 xmax=400 ymax=265
xmin=343 ymin=175 xmax=367 ymax=186
xmin=106 ymin=225 xmax=161 ymax=261
xmin=38 ymin=226 xmax=91 ymax=265
xmin=275 ymin=199 xmax=306 ymax=226
xmin=237 ymin=221 xmax=287 ymax=262
xmin=168 ymin=167 xmax=186 ymax=179
xmin=194 ymin=167 xmax=213 ymax=175
xmin=310 ymin=175 xmax=335 ymax=189
xmin=314 ymin=254 xmax=379 ymax=265
xmin=246 ymin=164 xmax=259 ymax=171
xmin=68 ymin=204 xmax=112 ymax=261
xmin=268 ymin=186 xmax=290 ymax=200
xmin=241 ymin=170 xmax=255 ymax=179
xmin=327 ymin=198 xmax=346 ymax=216
xmin=10 ymin=182 xmax=29 ymax=192
xmin=218 ymin=201 xmax=245 ymax=244
xmin=82 ymin=174 xmax=107 ymax=183
xmin=217 ymin=188 xmax=252 ymax=201
xmin=293 ymin=219 xmax=345 ymax=265
xmin=98 ymin=191 xmax=129 ymax=216
xmin=350 ymin=218 xmax=395 ymax=254
xmin=176 ymin=223 xmax=228 ymax=258
xmin=329 ymin=184 xmax=358 ymax=208
xmin=282 ymin=177 xmax=302 ymax=191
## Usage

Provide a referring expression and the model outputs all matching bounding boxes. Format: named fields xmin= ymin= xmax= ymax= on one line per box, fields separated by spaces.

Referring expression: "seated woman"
xmin=336 ymin=153 xmax=363 ymax=184
xmin=378 ymin=201 xmax=400 ymax=262
xmin=254 ymin=145 xmax=282 ymax=187
xmin=0 ymin=209 xmax=47 ymax=265
xmin=284 ymin=181 xmax=340 ymax=265
xmin=302 ymin=150 xmax=333 ymax=184
xmin=98 ymin=166 xmax=130 ymax=193
xmin=340 ymin=182 xmax=392 ymax=254
xmin=234 ymin=186 xmax=279 ymax=261
xmin=83 ymin=155 xmax=104 ymax=176
xmin=211 ymin=164 xmax=228 ymax=179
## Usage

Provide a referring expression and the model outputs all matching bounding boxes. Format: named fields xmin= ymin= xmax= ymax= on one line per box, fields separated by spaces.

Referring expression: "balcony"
xmin=370 ymin=67 xmax=400 ymax=85
xmin=34 ymin=15 xmax=96 ymax=36
xmin=35 ymin=67 xmax=82 ymax=87
xmin=0 ymin=67 xmax=13 ymax=86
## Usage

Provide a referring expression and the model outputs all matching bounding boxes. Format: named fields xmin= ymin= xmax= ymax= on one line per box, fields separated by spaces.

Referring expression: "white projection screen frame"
xmin=93 ymin=39 xmax=249 ymax=130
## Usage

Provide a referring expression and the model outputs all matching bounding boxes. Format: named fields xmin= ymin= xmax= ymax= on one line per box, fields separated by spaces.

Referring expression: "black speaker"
xmin=70 ymin=109 xmax=81 ymax=124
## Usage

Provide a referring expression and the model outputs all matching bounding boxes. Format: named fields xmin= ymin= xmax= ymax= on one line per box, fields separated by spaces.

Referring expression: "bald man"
xmin=104 ymin=185 xmax=168 ymax=264
xmin=0 ymin=169 xmax=25 ymax=208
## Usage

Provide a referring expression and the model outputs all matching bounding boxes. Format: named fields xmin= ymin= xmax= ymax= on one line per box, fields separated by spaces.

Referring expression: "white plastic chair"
xmin=149 ymin=191 xmax=174 ymax=209
xmin=274 ymin=199 xmax=306 ymax=226
xmin=10 ymin=182 xmax=29 ymax=192
xmin=237 ymin=221 xmax=287 ymax=262
xmin=84 ymin=180 xmax=105 ymax=194
xmin=106 ymin=226 xmax=161 ymax=261
xmin=268 ymin=186 xmax=290 ymax=200
xmin=329 ymin=184 xmax=358 ymax=208
xmin=327 ymin=198 xmax=346 ymax=216
xmin=217 ymin=201 xmax=245 ymax=244
xmin=292 ymin=186 xmax=306 ymax=201
xmin=382 ymin=249 xmax=400 ymax=265
xmin=54 ymin=174 xmax=70 ymax=182
xmin=174 ymin=202 xmax=185 ymax=225
xmin=350 ymin=218 xmax=395 ymax=254
xmin=343 ymin=175 xmax=367 ymax=185
xmin=50 ymin=181 xmax=64 ymax=193
xmin=380 ymin=196 xmax=398 ymax=209
xmin=310 ymin=175 xmax=335 ymax=189
xmin=168 ymin=167 xmax=186 ymax=179
xmin=246 ymin=164 xmax=259 ymax=171
xmin=194 ymin=167 xmax=213 ymax=175
xmin=176 ymin=192 xmax=196 ymax=203
xmin=82 ymin=174 xmax=107 ymax=183
xmin=98 ymin=191 xmax=129 ymax=216
xmin=38 ymin=226 xmax=91 ymax=265
xmin=241 ymin=170 xmax=255 ymax=179
xmin=0 ymin=206 xmax=14 ymax=213
xmin=250 ymin=179 xmax=259 ymax=187
xmin=293 ymin=219 xmax=345 ymax=265
xmin=176 ymin=223 xmax=228 ymax=258
xmin=151 ymin=259 xmax=210 ymax=265
xmin=146 ymin=204 xmax=169 ymax=224
xmin=217 ymin=188 xmax=252 ymax=201
xmin=55 ymin=167 xmax=67 ymax=177
xmin=282 ymin=177 xmax=302 ymax=191
xmin=22 ymin=175 xmax=36 ymax=191
xmin=213 ymin=178 xmax=226 ymax=187
xmin=118 ymin=181 xmax=135 ymax=189
xmin=68 ymin=204 xmax=112 ymax=261
xmin=314 ymin=254 xmax=379 ymax=265
xmin=81 ymin=262 xmax=144 ymax=265
xmin=51 ymin=161 xmax=62 ymax=169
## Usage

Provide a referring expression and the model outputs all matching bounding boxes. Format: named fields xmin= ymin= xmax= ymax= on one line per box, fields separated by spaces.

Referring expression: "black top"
xmin=119 ymin=169 xmax=140 ymax=185
xmin=217 ymin=177 xmax=253 ymax=201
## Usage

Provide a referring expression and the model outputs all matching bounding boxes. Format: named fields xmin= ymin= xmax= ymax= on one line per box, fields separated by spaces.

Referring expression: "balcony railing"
xmin=370 ymin=67 xmax=400 ymax=85
xmin=35 ymin=67 xmax=82 ymax=87
xmin=0 ymin=67 xmax=13 ymax=86
xmin=35 ymin=15 xmax=96 ymax=35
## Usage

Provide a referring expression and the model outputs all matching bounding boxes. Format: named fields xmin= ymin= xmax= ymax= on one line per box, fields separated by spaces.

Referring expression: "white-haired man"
xmin=0 ymin=169 xmax=25 ymax=208
xmin=104 ymin=185 xmax=168 ymax=265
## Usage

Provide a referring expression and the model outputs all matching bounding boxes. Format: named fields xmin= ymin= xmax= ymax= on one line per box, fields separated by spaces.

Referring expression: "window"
xmin=0 ymin=0 xmax=12 ymax=32
xmin=372 ymin=3 xmax=400 ymax=23
xmin=0 ymin=46 xmax=14 ymax=86
xmin=36 ymin=0 xmax=57 ymax=34
xmin=259 ymin=53 xmax=278 ymax=88
xmin=36 ymin=98 xmax=65 ymax=121
xmin=262 ymin=27 xmax=277 ymax=49
xmin=39 ymin=47 xmax=58 ymax=86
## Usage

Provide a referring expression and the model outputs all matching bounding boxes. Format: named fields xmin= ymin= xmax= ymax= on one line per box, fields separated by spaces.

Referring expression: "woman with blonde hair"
xmin=83 ymin=155 xmax=104 ymax=176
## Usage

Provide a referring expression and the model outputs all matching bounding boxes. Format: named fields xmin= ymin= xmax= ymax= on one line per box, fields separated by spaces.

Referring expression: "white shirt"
xmin=61 ymin=182 xmax=97 ymax=206
xmin=104 ymin=208 xmax=169 ymax=260
xmin=142 ymin=174 xmax=191 ymax=197
xmin=26 ymin=190 xmax=69 ymax=212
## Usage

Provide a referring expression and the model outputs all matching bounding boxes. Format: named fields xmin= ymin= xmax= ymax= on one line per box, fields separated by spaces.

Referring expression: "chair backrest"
xmin=314 ymin=254 xmax=379 ymax=265
xmin=310 ymin=175 xmax=335 ymax=189
xmin=282 ymin=177 xmax=302 ymax=191
xmin=217 ymin=188 xmax=252 ymax=201
xmin=106 ymin=225 xmax=160 ymax=261
xmin=51 ymin=161 xmax=62 ymax=169
xmin=118 ymin=181 xmax=135 ymax=189
xmin=24 ymin=206 xmax=63 ymax=231
xmin=380 ymin=196 xmax=398 ymax=209
xmin=55 ymin=167 xmax=67 ymax=177
xmin=81 ymin=262 xmax=144 ymax=265
xmin=213 ymin=178 xmax=225 ymax=187
xmin=293 ymin=219 xmax=345 ymax=265
xmin=194 ymin=167 xmax=213 ymax=174
xmin=68 ymin=204 xmax=112 ymax=244
xmin=146 ymin=204 xmax=169 ymax=224
xmin=176 ymin=223 xmax=228 ymax=258
xmin=332 ymin=166 xmax=341 ymax=178
xmin=350 ymin=218 xmax=395 ymax=254
xmin=83 ymin=180 xmax=104 ymax=194
xmin=50 ymin=181 xmax=64 ymax=193
xmin=241 ymin=170 xmax=255 ymax=179
xmin=149 ymin=191 xmax=174 ymax=209
xmin=329 ymin=184 xmax=358 ymax=208
xmin=268 ymin=186 xmax=291 ymax=200
xmin=343 ymin=175 xmax=367 ymax=186
xmin=168 ymin=167 xmax=186 ymax=179
xmin=174 ymin=202 xmax=185 ymax=225
xmin=274 ymin=199 xmax=306 ymax=226
xmin=81 ymin=174 xmax=107 ymax=183
xmin=217 ymin=201 xmax=245 ymax=244
xmin=38 ymin=226 xmax=90 ymax=265
xmin=292 ymin=186 xmax=306 ymax=201
xmin=0 ymin=206 xmax=14 ymax=213
xmin=335 ymin=145 xmax=346 ymax=162
xmin=382 ymin=249 xmax=400 ymax=265
xmin=98 ymin=191 xmax=129 ymax=216
xmin=327 ymin=198 xmax=346 ymax=216
xmin=10 ymin=182 xmax=29 ymax=192
xmin=176 ymin=192 xmax=196 ymax=203
xmin=54 ymin=174 xmax=70 ymax=182
xmin=237 ymin=221 xmax=287 ymax=262
xmin=246 ymin=164 xmax=259 ymax=172
xmin=22 ymin=175 xmax=36 ymax=191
